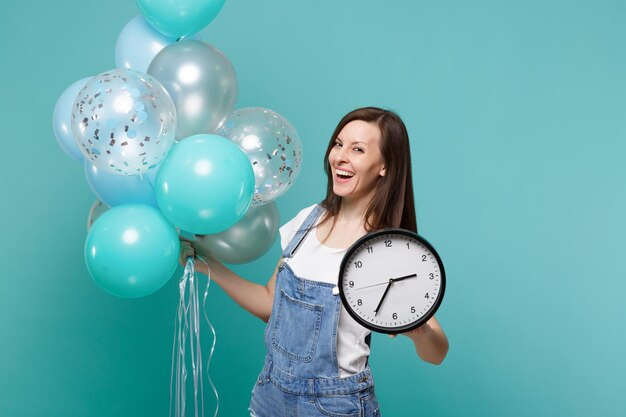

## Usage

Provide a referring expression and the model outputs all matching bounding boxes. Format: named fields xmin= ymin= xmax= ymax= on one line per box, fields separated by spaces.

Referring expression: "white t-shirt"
xmin=279 ymin=204 xmax=371 ymax=378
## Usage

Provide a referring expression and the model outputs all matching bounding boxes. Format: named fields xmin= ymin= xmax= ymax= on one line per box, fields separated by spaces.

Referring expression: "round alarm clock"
xmin=338 ymin=229 xmax=446 ymax=334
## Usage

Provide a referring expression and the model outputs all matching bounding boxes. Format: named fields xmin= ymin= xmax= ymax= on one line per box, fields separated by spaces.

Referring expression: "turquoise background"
xmin=1 ymin=0 xmax=624 ymax=416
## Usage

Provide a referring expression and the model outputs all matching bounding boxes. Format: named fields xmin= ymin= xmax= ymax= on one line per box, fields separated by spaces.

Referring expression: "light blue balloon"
xmin=136 ymin=0 xmax=225 ymax=39
xmin=115 ymin=15 xmax=201 ymax=73
xmin=155 ymin=134 xmax=254 ymax=234
xmin=85 ymin=204 xmax=180 ymax=298
xmin=84 ymin=160 xmax=159 ymax=208
xmin=52 ymin=77 xmax=91 ymax=162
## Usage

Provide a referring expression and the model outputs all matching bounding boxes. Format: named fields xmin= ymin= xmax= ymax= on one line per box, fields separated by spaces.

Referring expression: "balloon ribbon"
xmin=170 ymin=257 xmax=219 ymax=417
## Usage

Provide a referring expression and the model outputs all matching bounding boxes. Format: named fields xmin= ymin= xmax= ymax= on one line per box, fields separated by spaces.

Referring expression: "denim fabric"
xmin=249 ymin=205 xmax=381 ymax=417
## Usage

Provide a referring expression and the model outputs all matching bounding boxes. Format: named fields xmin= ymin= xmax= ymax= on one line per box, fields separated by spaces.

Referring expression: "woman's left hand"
xmin=388 ymin=323 xmax=429 ymax=339
xmin=388 ymin=316 xmax=448 ymax=364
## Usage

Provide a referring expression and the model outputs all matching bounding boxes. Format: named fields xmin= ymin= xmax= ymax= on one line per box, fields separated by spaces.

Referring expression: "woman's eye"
xmin=354 ymin=147 xmax=364 ymax=153
xmin=334 ymin=142 xmax=342 ymax=147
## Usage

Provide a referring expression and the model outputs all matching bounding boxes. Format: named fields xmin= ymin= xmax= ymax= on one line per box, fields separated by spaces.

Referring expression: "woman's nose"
xmin=336 ymin=146 xmax=350 ymax=162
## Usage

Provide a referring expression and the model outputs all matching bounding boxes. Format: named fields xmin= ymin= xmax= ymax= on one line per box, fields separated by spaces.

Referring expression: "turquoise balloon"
xmin=85 ymin=204 xmax=180 ymax=298
xmin=155 ymin=134 xmax=254 ymax=234
xmin=136 ymin=0 xmax=225 ymax=39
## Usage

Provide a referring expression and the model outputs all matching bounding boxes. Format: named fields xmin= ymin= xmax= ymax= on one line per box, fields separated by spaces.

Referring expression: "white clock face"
xmin=340 ymin=231 xmax=444 ymax=333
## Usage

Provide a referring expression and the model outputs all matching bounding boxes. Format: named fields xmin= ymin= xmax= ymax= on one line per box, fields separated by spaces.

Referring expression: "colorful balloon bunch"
xmin=52 ymin=1 xmax=302 ymax=298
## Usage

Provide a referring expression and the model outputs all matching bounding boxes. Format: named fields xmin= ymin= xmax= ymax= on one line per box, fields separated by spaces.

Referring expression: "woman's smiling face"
xmin=328 ymin=120 xmax=386 ymax=201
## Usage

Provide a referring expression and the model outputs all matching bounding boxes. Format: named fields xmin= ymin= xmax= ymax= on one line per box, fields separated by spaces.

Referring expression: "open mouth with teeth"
xmin=335 ymin=168 xmax=355 ymax=181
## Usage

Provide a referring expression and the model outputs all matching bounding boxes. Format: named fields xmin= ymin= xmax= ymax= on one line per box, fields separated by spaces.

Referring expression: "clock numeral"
xmin=355 ymin=261 xmax=363 ymax=268
xmin=349 ymin=281 xmax=355 ymax=288
xmin=367 ymin=246 xmax=373 ymax=254
xmin=385 ymin=240 xmax=392 ymax=247
xmin=411 ymin=306 xmax=416 ymax=314
xmin=392 ymin=313 xmax=398 ymax=320
xmin=406 ymin=243 xmax=410 ymax=249
xmin=429 ymin=273 xmax=434 ymax=280
xmin=422 ymin=254 xmax=427 ymax=261
xmin=357 ymin=299 xmax=363 ymax=306
xmin=424 ymin=292 xmax=430 ymax=299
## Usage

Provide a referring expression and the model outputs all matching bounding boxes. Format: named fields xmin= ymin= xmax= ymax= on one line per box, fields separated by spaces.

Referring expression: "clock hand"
xmin=392 ymin=273 xmax=417 ymax=282
xmin=353 ymin=281 xmax=391 ymax=290
xmin=353 ymin=274 xmax=417 ymax=290
xmin=374 ymin=279 xmax=394 ymax=316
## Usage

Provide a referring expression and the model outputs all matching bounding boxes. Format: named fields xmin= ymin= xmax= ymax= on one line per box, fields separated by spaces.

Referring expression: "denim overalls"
xmin=249 ymin=205 xmax=381 ymax=417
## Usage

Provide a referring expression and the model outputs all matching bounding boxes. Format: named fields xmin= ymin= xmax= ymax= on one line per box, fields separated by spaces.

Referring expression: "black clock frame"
xmin=338 ymin=228 xmax=446 ymax=334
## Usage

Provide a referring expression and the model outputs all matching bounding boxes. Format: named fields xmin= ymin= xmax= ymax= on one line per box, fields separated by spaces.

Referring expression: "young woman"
xmin=181 ymin=107 xmax=449 ymax=417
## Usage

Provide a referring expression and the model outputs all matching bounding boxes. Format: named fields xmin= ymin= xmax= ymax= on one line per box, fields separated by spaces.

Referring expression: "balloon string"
xmin=180 ymin=258 xmax=195 ymax=417
xmin=190 ymin=259 xmax=204 ymax=417
xmin=180 ymin=259 xmax=191 ymax=417
xmin=171 ymin=265 xmax=182 ymax=417
xmin=169 ymin=288 xmax=179 ymax=417
xmin=169 ymin=256 xmax=218 ymax=417
xmin=171 ymin=258 xmax=192 ymax=417
xmin=189 ymin=263 xmax=198 ymax=417
xmin=173 ymin=264 xmax=185 ymax=417
xmin=195 ymin=273 xmax=206 ymax=417
xmin=197 ymin=255 xmax=219 ymax=417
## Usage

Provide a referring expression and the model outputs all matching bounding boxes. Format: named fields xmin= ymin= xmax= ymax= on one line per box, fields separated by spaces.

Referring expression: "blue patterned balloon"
xmin=71 ymin=68 xmax=176 ymax=175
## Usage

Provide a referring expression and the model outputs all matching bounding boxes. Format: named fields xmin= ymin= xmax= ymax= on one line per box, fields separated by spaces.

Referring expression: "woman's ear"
xmin=379 ymin=166 xmax=386 ymax=177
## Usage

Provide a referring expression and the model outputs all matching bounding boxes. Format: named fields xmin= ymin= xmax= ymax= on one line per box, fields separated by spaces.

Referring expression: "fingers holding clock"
xmin=387 ymin=324 xmax=427 ymax=339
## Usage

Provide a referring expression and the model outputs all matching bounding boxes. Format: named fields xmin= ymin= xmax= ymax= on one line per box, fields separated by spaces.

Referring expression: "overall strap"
xmin=282 ymin=204 xmax=325 ymax=259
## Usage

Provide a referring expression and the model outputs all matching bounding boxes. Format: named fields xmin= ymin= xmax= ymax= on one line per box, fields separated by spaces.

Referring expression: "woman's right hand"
xmin=179 ymin=238 xmax=211 ymax=275
xmin=179 ymin=239 xmax=195 ymax=267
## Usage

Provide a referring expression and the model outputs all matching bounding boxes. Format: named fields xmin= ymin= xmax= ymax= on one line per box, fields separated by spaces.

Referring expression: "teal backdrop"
xmin=1 ymin=0 xmax=624 ymax=416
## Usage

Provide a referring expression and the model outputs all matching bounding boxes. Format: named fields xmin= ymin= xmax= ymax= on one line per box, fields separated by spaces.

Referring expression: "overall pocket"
xmin=271 ymin=289 xmax=324 ymax=362
xmin=314 ymin=394 xmax=361 ymax=417
xmin=360 ymin=387 xmax=381 ymax=417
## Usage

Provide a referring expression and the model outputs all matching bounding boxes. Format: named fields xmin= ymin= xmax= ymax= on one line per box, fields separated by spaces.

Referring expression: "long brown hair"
xmin=317 ymin=107 xmax=417 ymax=241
